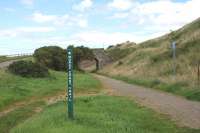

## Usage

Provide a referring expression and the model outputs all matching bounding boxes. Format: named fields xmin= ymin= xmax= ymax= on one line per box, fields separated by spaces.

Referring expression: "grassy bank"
xmin=0 ymin=70 xmax=101 ymax=110
xmin=101 ymin=18 xmax=200 ymax=102
xmin=0 ymin=101 xmax=45 ymax=133
xmin=11 ymin=95 xmax=199 ymax=133
xmin=100 ymin=73 xmax=200 ymax=101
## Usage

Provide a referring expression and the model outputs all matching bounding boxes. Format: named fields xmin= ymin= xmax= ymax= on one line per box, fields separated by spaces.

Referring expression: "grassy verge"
xmin=0 ymin=101 xmax=45 ymax=133
xmin=11 ymin=95 xmax=199 ymax=133
xmin=0 ymin=70 xmax=101 ymax=110
xmin=98 ymin=72 xmax=200 ymax=101
xmin=106 ymin=74 xmax=200 ymax=101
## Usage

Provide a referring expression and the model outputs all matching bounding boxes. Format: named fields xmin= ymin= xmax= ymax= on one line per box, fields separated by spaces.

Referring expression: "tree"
xmin=34 ymin=46 xmax=66 ymax=71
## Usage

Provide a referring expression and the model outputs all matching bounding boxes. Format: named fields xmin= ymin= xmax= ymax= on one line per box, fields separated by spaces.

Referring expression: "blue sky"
xmin=0 ymin=0 xmax=199 ymax=55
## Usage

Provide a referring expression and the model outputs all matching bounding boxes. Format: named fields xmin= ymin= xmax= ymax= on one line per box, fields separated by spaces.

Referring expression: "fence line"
xmin=2 ymin=53 xmax=33 ymax=57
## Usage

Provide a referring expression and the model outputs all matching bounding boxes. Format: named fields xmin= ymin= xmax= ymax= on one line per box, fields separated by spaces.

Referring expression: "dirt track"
xmin=0 ymin=60 xmax=17 ymax=69
xmin=94 ymin=74 xmax=200 ymax=129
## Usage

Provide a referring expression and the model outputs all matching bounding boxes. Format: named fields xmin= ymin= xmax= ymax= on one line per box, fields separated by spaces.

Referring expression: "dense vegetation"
xmin=11 ymin=96 xmax=199 ymax=133
xmin=8 ymin=61 xmax=49 ymax=78
xmin=33 ymin=46 xmax=94 ymax=71
xmin=34 ymin=46 xmax=66 ymax=71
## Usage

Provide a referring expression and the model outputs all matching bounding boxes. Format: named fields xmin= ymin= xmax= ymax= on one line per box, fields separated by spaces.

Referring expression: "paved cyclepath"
xmin=94 ymin=74 xmax=200 ymax=129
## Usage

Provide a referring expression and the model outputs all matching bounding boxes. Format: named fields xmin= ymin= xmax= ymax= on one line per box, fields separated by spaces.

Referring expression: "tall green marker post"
xmin=67 ymin=47 xmax=74 ymax=119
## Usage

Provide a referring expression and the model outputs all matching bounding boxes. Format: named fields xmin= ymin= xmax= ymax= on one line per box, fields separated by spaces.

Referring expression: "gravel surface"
xmin=0 ymin=60 xmax=17 ymax=69
xmin=94 ymin=74 xmax=200 ymax=129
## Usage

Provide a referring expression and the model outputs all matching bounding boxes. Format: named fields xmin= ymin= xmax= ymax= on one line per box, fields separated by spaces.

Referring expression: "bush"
xmin=34 ymin=46 xmax=66 ymax=71
xmin=8 ymin=60 xmax=49 ymax=78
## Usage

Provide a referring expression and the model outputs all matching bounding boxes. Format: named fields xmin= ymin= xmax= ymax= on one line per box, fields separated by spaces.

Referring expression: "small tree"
xmin=34 ymin=46 xmax=66 ymax=71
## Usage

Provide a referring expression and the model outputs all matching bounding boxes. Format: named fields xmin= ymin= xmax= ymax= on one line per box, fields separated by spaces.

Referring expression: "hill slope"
xmin=100 ymin=18 xmax=200 ymax=101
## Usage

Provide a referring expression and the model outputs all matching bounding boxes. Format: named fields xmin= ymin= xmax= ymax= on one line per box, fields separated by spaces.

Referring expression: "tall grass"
xmin=102 ymin=19 xmax=200 ymax=100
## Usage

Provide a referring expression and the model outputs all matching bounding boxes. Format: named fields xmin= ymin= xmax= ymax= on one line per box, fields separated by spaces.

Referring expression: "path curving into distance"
xmin=94 ymin=74 xmax=200 ymax=129
xmin=0 ymin=60 xmax=18 ymax=69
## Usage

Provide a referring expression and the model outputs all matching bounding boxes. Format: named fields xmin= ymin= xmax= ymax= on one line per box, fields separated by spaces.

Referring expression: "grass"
xmin=107 ymin=74 xmax=200 ymax=101
xmin=102 ymin=18 xmax=200 ymax=101
xmin=0 ymin=70 xmax=101 ymax=110
xmin=10 ymin=95 xmax=200 ymax=133
xmin=107 ymin=47 xmax=136 ymax=61
xmin=0 ymin=101 xmax=45 ymax=133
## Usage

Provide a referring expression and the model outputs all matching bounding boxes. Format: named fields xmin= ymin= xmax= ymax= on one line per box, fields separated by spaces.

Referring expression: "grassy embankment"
xmin=101 ymin=18 xmax=200 ymax=101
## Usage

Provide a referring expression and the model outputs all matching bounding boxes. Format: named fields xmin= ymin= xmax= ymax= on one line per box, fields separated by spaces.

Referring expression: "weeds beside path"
xmin=94 ymin=74 xmax=200 ymax=129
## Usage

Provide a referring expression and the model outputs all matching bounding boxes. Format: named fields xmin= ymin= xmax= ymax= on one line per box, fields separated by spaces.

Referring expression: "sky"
xmin=0 ymin=0 xmax=199 ymax=55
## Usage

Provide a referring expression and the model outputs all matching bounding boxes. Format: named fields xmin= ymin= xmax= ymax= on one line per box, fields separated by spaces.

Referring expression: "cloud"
xmin=77 ymin=19 xmax=88 ymax=28
xmin=111 ymin=0 xmax=200 ymax=33
xmin=70 ymin=31 xmax=147 ymax=45
xmin=0 ymin=27 xmax=55 ymax=38
xmin=31 ymin=12 xmax=88 ymax=28
xmin=32 ymin=12 xmax=57 ymax=23
xmin=111 ymin=12 xmax=129 ymax=19
xmin=73 ymin=0 xmax=93 ymax=12
xmin=108 ymin=0 xmax=133 ymax=10
xmin=20 ymin=0 xmax=34 ymax=6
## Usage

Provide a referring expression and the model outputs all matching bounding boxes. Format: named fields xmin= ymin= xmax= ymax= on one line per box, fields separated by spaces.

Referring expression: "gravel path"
xmin=94 ymin=74 xmax=200 ymax=129
xmin=0 ymin=60 xmax=17 ymax=69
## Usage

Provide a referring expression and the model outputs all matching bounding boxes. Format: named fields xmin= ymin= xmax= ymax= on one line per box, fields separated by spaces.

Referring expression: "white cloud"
xmin=0 ymin=27 xmax=55 ymax=38
xmin=111 ymin=12 xmax=129 ymax=19
xmin=77 ymin=19 xmax=88 ymax=28
xmin=17 ymin=27 xmax=55 ymax=33
xmin=111 ymin=0 xmax=200 ymax=32
xmin=20 ymin=0 xmax=34 ymax=6
xmin=32 ymin=12 xmax=57 ymax=23
xmin=31 ymin=12 xmax=89 ymax=28
xmin=108 ymin=0 xmax=133 ymax=10
xmin=70 ymin=31 xmax=146 ymax=45
xmin=73 ymin=0 xmax=93 ymax=12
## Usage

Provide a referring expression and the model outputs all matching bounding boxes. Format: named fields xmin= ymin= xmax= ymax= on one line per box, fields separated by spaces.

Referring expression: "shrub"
xmin=8 ymin=60 xmax=49 ymax=78
xmin=34 ymin=46 xmax=66 ymax=71
xmin=34 ymin=46 xmax=95 ymax=71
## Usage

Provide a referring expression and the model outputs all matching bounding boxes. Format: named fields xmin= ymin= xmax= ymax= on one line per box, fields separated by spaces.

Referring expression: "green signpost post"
xmin=67 ymin=47 xmax=74 ymax=119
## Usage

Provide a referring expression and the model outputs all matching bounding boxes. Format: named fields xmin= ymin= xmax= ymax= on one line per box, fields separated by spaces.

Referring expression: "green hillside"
xmin=101 ymin=18 xmax=200 ymax=101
